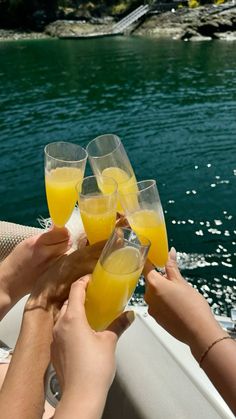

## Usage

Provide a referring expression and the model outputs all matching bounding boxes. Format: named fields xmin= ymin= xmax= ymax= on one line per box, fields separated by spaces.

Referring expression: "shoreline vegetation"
xmin=0 ymin=1 xmax=235 ymax=41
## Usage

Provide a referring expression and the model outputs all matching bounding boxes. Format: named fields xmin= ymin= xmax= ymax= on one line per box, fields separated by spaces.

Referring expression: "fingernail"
xmin=169 ymin=247 xmax=177 ymax=261
xmin=126 ymin=310 xmax=135 ymax=325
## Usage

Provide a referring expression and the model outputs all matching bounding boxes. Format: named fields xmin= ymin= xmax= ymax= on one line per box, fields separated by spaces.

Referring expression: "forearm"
xmin=199 ymin=338 xmax=236 ymax=415
xmin=54 ymin=389 xmax=108 ymax=419
xmin=0 ymin=302 xmax=54 ymax=419
xmin=188 ymin=315 xmax=236 ymax=415
xmin=178 ymin=308 xmax=236 ymax=415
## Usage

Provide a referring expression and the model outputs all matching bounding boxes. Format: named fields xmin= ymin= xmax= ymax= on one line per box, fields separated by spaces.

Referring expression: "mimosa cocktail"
xmin=128 ymin=209 xmax=168 ymax=268
xmin=44 ymin=142 xmax=87 ymax=227
xmin=102 ymin=167 xmax=137 ymax=213
xmin=120 ymin=180 xmax=169 ymax=268
xmin=45 ymin=167 xmax=83 ymax=227
xmin=78 ymin=175 xmax=117 ymax=244
xmin=85 ymin=228 xmax=150 ymax=331
xmin=86 ymin=134 xmax=137 ymax=213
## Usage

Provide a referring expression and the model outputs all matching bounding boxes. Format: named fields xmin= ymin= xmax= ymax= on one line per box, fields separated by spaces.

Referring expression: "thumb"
xmin=165 ymin=247 xmax=183 ymax=282
xmin=143 ymin=259 xmax=155 ymax=277
xmin=38 ymin=226 xmax=70 ymax=246
xmin=105 ymin=311 xmax=135 ymax=343
xmin=67 ymin=275 xmax=91 ymax=314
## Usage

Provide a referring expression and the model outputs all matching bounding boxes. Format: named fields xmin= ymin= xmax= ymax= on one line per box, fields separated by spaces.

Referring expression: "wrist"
xmin=56 ymin=387 xmax=108 ymax=419
xmin=24 ymin=293 xmax=54 ymax=314
xmin=63 ymin=381 xmax=110 ymax=400
xmin=199 ymin=335 xmax=232 ymax=367
xmin=21 ymin=301 xmax=54 ymax=349
xmin=189 ymin=320 xmax=229 ymax=363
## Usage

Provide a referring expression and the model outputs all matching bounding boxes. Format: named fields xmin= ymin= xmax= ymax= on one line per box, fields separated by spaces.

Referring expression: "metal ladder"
xmin=112 ymin=4 xmax=150 ymax=34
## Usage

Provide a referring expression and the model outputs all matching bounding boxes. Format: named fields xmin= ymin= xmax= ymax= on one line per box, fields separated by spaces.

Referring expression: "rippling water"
xmin=0 ymin=37 xmax=235 ymax=315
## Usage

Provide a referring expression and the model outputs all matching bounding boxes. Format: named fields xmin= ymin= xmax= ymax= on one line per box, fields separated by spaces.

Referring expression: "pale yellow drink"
xmin=45 ymin=167 xmax=83 ymax=227
xmin=102 ymin=167 xmax=137 ymax=213
xmin=85 ymin=247 xmax=142 ymax=331
xmin=80 ymin=196 xmax=116 ymax=244
xmin=128 ymin=209 xmax=168 ymax=268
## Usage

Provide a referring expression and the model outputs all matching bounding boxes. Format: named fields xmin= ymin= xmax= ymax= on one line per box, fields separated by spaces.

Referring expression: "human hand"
xmin=144 ymin=248 xmax=226 ymax=362
xmin=115 ymin=214 xmax=130 ymax=228
xmin=27 ymin=241 xmax=104 ymax=314
xmin=51 ymin=275 xmax=134 ymax=416
xmin=0 ymin=226 xmax=70 ymax=307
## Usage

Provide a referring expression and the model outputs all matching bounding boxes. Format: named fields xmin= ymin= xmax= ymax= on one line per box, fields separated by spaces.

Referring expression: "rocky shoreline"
xmin=0 ymin=29 xmax=49 ymax=41
xmin=0 ymin=2 xmax=236 ymax=42
xmin=136 ymin=2 xmax=236 ymax=40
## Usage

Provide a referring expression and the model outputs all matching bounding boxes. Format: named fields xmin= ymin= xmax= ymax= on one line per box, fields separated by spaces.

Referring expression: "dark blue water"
xmin=0 ymin=37 xmax=235 ymax=315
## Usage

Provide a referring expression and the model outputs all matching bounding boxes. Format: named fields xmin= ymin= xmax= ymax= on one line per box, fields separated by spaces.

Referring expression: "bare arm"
xmin=144 ymin=248 xmax=236 ymax=415
xmin=0 ymin=241 xmax=104 ymax=419
xmin=0 ymin=301 xmax=53 ymax=419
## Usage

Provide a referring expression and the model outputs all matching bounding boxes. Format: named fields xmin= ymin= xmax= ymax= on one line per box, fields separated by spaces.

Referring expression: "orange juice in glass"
xmin=85 ymin=227 xmax=150 ymax=331
xmin=86 ymin=134 xmax=137 ymax=213
xmin=77 ymin=175 xmax=118 ymax=245
xmin=120 ymin=180 xmax=168 ymax=268
xmin=44 ymin=142 xmax=87 ymax=227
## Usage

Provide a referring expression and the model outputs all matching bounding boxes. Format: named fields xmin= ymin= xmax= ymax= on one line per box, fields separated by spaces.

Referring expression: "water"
xmin=0 ymin=37 xmax=235 ymax=315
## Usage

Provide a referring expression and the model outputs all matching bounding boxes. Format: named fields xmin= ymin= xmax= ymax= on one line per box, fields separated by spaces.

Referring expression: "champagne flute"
xmin=77 ymin=175 xmax=118 ymax=245
xmin=44 ymin=141 xmax=87 ymax=227
xmin=85 ymin=227 xmax=150 ymax=331
xmin=120 ymin=180 xmax=169 ymax=268
xmin=86 ymin=134 xmax=137 ymax=213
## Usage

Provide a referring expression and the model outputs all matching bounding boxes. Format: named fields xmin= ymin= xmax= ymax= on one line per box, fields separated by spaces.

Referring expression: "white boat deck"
xmin=103 ymin=306 xmax=234 ymax=418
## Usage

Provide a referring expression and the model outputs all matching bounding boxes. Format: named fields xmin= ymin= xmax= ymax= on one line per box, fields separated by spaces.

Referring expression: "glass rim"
xmin=115 ymin=226 xmax=151 ymax=248
xmin=86 ymin=134 xmax=121 ymax=159
xmin=121 ymin=179 xmax=157 ymax=196
xmin=100 ymin=227 xmax=150 ymax=274
xmin=77 ymin=175 xmax=118 ymax=198
xmin=108 ymin=227 xmax=150 ymax=249
xmin=44 ymin=141 xmax=88 ymax=164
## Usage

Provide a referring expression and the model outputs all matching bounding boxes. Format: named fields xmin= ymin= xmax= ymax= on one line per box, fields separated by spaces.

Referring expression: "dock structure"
xmin=112 ymin=4 xmax=151 ymax=34
xmin=59 ymin=4 xmax=151 ymax=39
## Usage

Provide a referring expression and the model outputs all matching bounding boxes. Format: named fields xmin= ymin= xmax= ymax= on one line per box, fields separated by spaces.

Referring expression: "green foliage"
xmin=188 ymin=0 xmax=199 ymax=7
xmin=111 ymin=2 xmax=128 ymax=14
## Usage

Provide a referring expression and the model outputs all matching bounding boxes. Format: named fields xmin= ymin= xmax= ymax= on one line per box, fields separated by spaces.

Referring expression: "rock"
xmin=215 ymin=30 xmax=236 ymax=40
xmin=135 ymin=2 xmax=236 ymax=41
xmin=45 ymin=19 xmax=113 ymax=38
xmin=0 ymin=29 xmax=49 ymax=41
xmin=190 ymin=34 xmax=212 ymax=41
xmin=181 ymin=27 xmax=199 ymax=40
xmin=90 ymin=16 xmax=114 ymax=25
